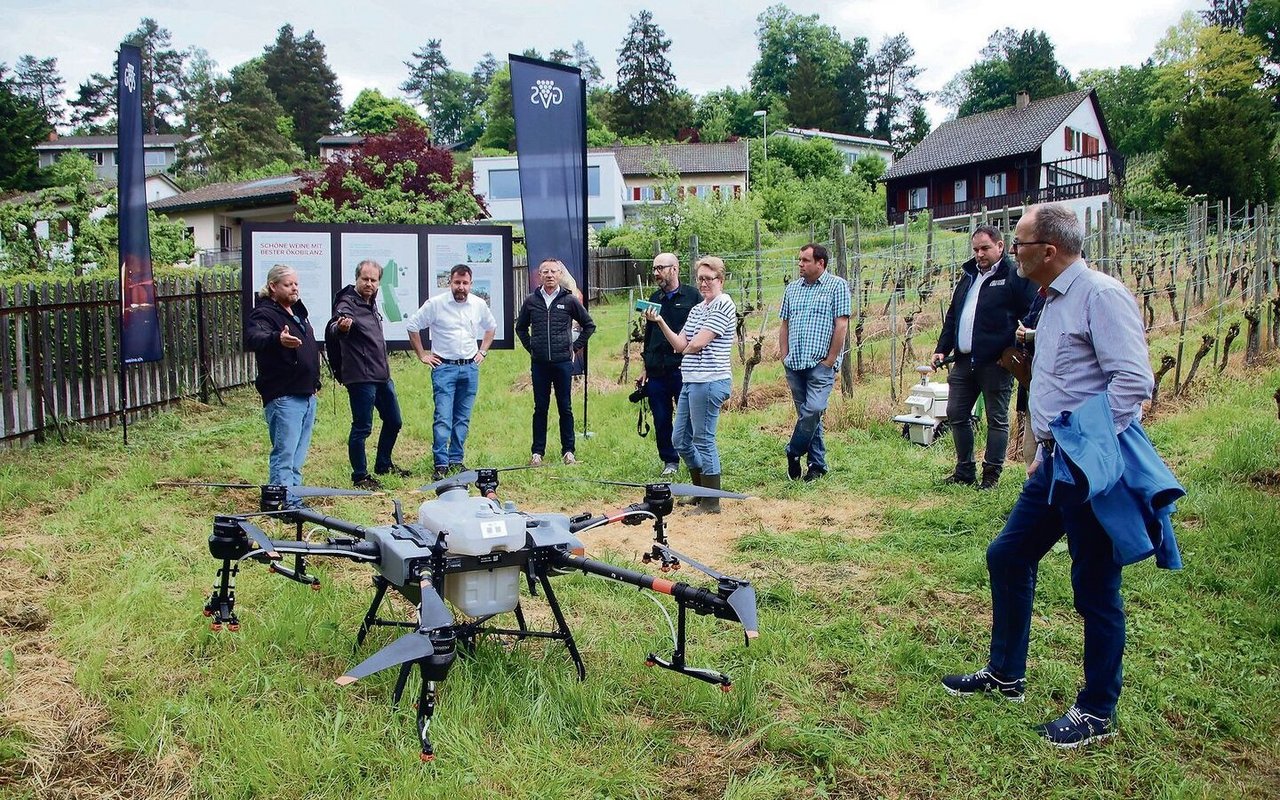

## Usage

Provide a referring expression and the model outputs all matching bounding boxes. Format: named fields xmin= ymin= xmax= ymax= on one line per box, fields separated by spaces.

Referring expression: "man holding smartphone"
xmin=639 ymin=253 xmax=700 ymax=476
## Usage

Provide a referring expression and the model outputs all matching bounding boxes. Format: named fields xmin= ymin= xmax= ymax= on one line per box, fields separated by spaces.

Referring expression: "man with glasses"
xmin=639 ymin=253 xmax=700 ymax=476
xmin=942 ymin=203 xmax=1176 ymax=748
xmin=931 ymin=225 xmax=1037 ymax=489
xmin=779 ymin=243 xmax=851 ymax=482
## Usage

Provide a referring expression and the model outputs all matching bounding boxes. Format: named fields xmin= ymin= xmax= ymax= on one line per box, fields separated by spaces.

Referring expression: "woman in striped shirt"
xmin=644 ymin=256 xmax=736 ymax=513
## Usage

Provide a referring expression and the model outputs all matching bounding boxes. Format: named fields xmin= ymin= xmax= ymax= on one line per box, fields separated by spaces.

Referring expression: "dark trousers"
xmin=531 ymin=360 xmax=575 ymax=456
xmin=947 ymin=358 xmax=1013 ymax=479
xmin=347 ymin=380 xmax=402 ymax=481
xmin=644 ymin=371 xmax=682 ymax=464
xmin=986 ymin=448 xmax=1126 ymax=718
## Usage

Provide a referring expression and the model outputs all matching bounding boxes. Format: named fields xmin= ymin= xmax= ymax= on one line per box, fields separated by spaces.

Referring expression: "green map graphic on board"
xmin=380 ymin=258 xmax=403 ymax=322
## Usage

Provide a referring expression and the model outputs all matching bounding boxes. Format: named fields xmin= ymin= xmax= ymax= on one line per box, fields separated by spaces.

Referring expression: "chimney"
xmin=1015 ymin=91 xmax=1030 ymax=110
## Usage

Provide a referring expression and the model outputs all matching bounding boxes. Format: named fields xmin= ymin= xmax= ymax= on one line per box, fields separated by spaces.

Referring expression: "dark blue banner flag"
xmin=117 ymin=43 xmax=162 ymax=364
xmin=509 ymin=55 xmax=587 ymax=292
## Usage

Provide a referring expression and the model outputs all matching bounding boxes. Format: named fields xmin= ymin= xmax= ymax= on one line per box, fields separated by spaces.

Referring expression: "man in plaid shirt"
xmin=779 ymin=243 xmax=851 ymax=481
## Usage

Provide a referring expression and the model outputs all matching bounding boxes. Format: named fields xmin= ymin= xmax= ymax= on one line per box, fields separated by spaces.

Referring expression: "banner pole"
xmin=580 ymin=72 xmax=590 ymax=438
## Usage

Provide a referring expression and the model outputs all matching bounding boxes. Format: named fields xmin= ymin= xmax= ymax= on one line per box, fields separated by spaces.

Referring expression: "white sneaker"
xmin=661 ymin=463 xmax=678 ymax=476
xmin=562 ymin=452 xmax=577 ymax=465
xmin=529 ymin=453 xmax=543 ymax=466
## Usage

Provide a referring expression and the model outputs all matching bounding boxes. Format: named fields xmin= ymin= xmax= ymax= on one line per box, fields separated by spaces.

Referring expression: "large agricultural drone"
xmin=175 ymin=471 xmax=758 ymax=761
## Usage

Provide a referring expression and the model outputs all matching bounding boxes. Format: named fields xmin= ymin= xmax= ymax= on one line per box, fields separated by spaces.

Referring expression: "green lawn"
xmin=1 ymin=295 xmax=1277 ymax=799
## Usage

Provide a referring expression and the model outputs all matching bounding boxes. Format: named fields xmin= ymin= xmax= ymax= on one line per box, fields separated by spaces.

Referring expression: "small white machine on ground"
xmin=894 ymin=365 xmax=950 ymax=446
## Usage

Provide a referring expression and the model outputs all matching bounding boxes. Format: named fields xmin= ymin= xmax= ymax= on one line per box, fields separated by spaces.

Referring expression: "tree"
xmin=207 ymin=62 xmax=302 ymax=177
xmin=0 ymin=66 xmax=52 ymax=191
xmin=766 ymin=136 xmax=845 ymax=181
xmin=476 ymin=63 xmax=515 ymax=151
xmin=868 ymin=34 xmax=927 ymax=152
xmin=612 ymin=10 xmax=678 ymax=138
xmin=1203 ymin=0 xmax=1250 ymax=29
xmin=786 ymin=52 xmax=842 ymax=130
xmin=1161 ymin=92 xmax=1279 ymax=204
xmin=401 ymin=39 xmax=476 ymax=145
xmin=946 ymin=28 xmax=1075 ymax=117
xmin=749 ymin=5 xmax=870 ymax=134
xmin=12 ymin=55 xmax=65 ymax=128
xmin=67 ymin=17 xmax=187 ymax=135
xmin=261 ymin=25 xmax=344 ymax=157
xmin=1080 ymin=63 xmax=1169 ymax=155
xmin=1244 ymin=0 xmax=1280 ymax=106
xmin=571 ymin=40 xmax=605 ymax=90
xmin=296 ymin=119 xmax=485 ymax=225
xmin=346 ymin=88 xmax=425 ymax=134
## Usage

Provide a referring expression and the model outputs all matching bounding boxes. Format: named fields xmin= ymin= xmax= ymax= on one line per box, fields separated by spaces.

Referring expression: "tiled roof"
xmin=590 ymin=141 xmax=748 ymax=176
xmin=149 ymin=173 xmax=308 ymax=213
xmin=883 ymin=89 xmax=1096 ymax=181
xmin=317 ymin=135 xmax=365 ymax=145
xmin=36 ymin=134 xmax=183 ymax=149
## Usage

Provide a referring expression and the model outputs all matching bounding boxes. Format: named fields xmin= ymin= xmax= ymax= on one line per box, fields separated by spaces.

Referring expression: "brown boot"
xmin=691 ymin=473 xmax=721 ymax=514
xmin=677 ymin=468 xmax=702 ymax=506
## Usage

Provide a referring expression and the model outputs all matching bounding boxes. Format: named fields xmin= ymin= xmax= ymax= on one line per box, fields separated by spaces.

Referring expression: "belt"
xmin=1036 ymin=438 xmax=1056 ymax=454
xmin=439 ymin=358 xmax=474 ymax=366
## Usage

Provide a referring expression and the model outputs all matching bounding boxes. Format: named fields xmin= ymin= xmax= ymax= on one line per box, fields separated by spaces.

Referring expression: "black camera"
xmin=628 ymin=386 xmax=647 ymax=403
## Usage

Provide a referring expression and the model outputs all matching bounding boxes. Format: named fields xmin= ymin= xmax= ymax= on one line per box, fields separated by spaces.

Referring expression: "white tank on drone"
xmin=419 ymin=488 xmax=525 ymax=617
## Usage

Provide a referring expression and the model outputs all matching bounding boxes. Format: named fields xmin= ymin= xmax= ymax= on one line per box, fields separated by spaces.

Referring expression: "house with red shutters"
xmin=882 ymin=89 xmax=1122 ymax=227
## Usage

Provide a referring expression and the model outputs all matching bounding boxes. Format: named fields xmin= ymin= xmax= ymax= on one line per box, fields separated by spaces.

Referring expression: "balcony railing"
xmin=889 ymin=151 xmax=1122 ymax=225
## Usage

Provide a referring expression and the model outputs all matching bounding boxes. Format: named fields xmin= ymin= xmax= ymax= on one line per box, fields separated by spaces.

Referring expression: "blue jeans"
xmin=347 ymin=380 xmax=403 ymax=481
xmin=986 ymin=448 xmax=1125 ymax=718
xmin=430 ymin=363 xmax=479 ymax=466
xmin=673 ymin=378 xmax=731 ymax=475
xmin=264 ymin=394 xmax=317 ymax=487
xmin=784 ymin=364 xmax=837 ymax=471
xmin=946 ymin=358 xmax=1013 ymax=479
xmin=531 ymin=360 xmax=575 ymax=456
xmin=644 ymin=371 xmax=682 ymax=464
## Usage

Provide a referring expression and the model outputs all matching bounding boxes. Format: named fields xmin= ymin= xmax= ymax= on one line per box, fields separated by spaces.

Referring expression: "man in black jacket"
xmin=931 ymin=225 xmax=1038 ymax=488
xmin=245 ymin=264 xmax=322 ymax=489
xmin=329 ymin=259 xmax=410 ymax=490
xmin=515 ymin=258 xmax=596 ymax=465
xmin=640 ymin=253 xmax=700 ymax=476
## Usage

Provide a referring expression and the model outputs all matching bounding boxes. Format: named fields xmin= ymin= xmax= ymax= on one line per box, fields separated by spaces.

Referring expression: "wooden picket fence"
xmin=0 ymin=272 xmax=253 ymax=446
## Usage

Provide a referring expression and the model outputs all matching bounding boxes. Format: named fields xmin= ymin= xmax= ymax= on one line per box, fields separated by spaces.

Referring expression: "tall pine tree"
xmin=261 ymin=25 xmax=343 ymax=158
xmin=13 ymin=55 xmax=65 ymax=129
xmin=401 ymin=40 xmax=476 ymax=146
xmin=0 ymin=65 xmax=52 ymax=191
xmin=612 ymin=10 xmax=678 ymax=138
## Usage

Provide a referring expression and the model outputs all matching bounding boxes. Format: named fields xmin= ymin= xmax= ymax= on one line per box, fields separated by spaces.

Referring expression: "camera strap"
xmin=636 ymin=397 xmax=650 ymax=438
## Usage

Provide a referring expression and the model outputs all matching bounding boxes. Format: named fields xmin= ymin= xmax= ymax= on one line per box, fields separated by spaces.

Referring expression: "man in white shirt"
xmin=406 ymin=264 xmax=498 ymax=481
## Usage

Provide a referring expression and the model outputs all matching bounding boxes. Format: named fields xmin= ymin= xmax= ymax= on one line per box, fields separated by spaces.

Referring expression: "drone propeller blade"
xmin=418 ymin=587 xmax=455 ymax=631
xmin=666 ymin=483 xmax=750 ymax=500
xmin=237 ymin=520 xmax=281 ymax=560
xmin=417 ymin=471 xmax=478 ymax=494
xmin=726 ymin=584 xmax=760 ymax=641
xmin=336 ymin=631 xmax=435 ymax=685
xmin=292 ymin=485 xmax=377 ymax=498
xmin=657 ymin=544 xmax=726 ymax=581
xmin=156 ymin=480 xmax=258 ymax=490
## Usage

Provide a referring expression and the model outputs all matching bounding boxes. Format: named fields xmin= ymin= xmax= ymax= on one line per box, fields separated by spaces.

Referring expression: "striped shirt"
xmin=1030 ymin=258 xmax=1153 ymax=441
xmin=679 ymin=292 xmax=736 ymax=383
xmin=779 ymin=271 xmax=852 ymax=369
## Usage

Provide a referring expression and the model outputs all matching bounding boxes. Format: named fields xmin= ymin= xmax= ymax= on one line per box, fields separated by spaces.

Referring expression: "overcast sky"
xmin=2 ymin=0 xmax=1202 ymax=127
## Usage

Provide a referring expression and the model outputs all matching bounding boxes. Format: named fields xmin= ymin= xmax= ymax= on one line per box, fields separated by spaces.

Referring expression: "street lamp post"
xmin=752 ymin=109 xmax=768 ymax=186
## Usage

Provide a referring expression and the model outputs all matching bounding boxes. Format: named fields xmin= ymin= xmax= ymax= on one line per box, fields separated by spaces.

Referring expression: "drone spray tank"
xmin=419 ymin=487 xmax=525 ymax=617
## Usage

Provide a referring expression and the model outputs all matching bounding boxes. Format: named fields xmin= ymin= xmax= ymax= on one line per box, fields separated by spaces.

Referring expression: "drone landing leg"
xmin=646 ymin=604 xmax=731 ymax=690
xmin=356 ymin=575 xmax=391 ymax=648
xmin=392 ymin=662 xmax=413 ymax=706
xmin=204 ymin=558 xmax=239 ymax=631
xmin=513 ymin=603 xmax=529 ymax=633
xmin=415 ymin=677 xmax=438 ymax=762
xmin=538 ymin=572 xmax=586 ymax=681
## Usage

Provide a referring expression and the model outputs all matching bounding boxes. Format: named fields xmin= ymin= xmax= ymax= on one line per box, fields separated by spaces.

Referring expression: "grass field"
xmin=2 ymin=290 xmax=1278 ymax=800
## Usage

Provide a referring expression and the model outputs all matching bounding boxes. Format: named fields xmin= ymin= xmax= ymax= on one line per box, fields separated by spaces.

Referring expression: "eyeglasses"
xmin=695 ymin=275 xmax=720 ymax=283
xmin=652 ymin=264 xmax=676 ymax=271
xmin=1011 ymin=240 xmax=1051 ymax=252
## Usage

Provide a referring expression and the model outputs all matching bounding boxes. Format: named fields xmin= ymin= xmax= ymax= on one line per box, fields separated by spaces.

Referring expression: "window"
xmin=587 ymin=165 xmax=600 ymax=197
xmin=488 ymin=169 xmax=520 ymax=199
xmin=907 ymin=186 xmax=928 ymax=210
xmin=733 ymin=184 xmax=741 ymax=199
xmin=1081 ymin=133 xmax=1099 ymax=159
xmin=632 ymin=187 xmax=642 ymax=201
xmin=144 ymin=151 xmax=167 ymax=167
xmin=88 ymin=151 xmax=105 ymax=166
xmin=954 ymin=179 xmax=967 ymax=203
xmin=984 ymin=173 xmax=1006 ymax=197
xmin=219 ymin=226 xmax=233 ymax=251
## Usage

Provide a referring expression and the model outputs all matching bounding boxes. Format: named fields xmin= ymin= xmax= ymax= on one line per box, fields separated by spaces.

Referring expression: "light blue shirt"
xmin=1030 ymin=258 xmax=1153 ymax=442
xmin=779 ymin=271 xmax=852 ymax=370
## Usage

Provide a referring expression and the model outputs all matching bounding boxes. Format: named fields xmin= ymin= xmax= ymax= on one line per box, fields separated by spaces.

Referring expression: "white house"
xmin=775 ymin=128 xmax=895 ymax=170
xmin=882 ymin=89 xmax=1121 ymax=227
xmin=597 ymin=141 xmax=750 ymax=219
xmin=471 ymin=152 xmax=627 ymax=229
xmin=149 ymin=174 xmax=302 ymax=265
xmin=35 ymin=134 xmax=184 ymax=181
